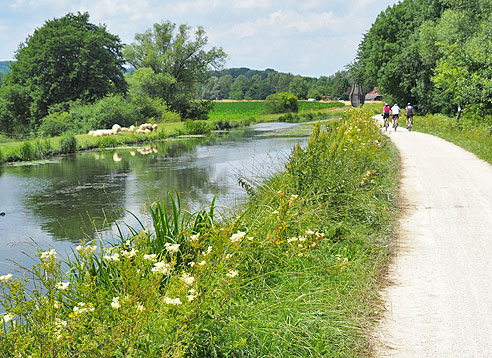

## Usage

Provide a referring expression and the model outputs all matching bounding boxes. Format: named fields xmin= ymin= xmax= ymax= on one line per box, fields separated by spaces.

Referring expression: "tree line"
xmin=351 ymin=0 xmax=492 ymax=118
xmin=199 ymin=68 xmax=351 ymax=101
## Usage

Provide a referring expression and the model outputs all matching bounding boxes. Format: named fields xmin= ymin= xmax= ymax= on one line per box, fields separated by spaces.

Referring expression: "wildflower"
xmin=125 ymin=240 xmax=131 ymax=246
xmin=226 ymin=269 xmax=239 ymax=278
xmin=271 ymin=210 xmax=279 ymax=215
xmin=190 ymin=233 xmax=200 ymax=241
xmin=315 ymin=232 xmax=325 ymax=240
xmin=305 ymin=229 xmax=315 ymax=236
xmin=247 ymin=236 xmax=254 ymax=241
xmin=151 ymin=261 xmax=172 ymax=275
xmin=137 ymin=304 xmax=145 ymax=312
xmin=3 ymin=313 xmax=14 ymax=323
xmin=188 ymin=261 xmax=196 ymax=267
xmin=203 ymin=245 xmax=212 ymax=255
xmin=55 ymin=318 xmax=67 ymax=328
xmin=225 ymin=254 xmax=232 ymax=260
xmin=289 ymin=194 xmax=299 ymax=206
xmin=277 ymin=191 xmax=285 ymax=198
xmin=40 ymin=249 xmax=57 ymax=262
xmin=298 ymin=244 xmax=303 ymax=248
xmin=56 ymin=282 xmax=70 ymax=291
xmin=230 ymin=231 xmax=246 ymax=243
xmin=287 ymin=237 xmax=298 ymax=243
xmin=0 ymin=273 xmax=12 ymax=282
xmin=197 ymin=260 xmax=206 ymax=266
xmin=111 ymin=297 xmax=121 ymax=310
xmin=73 ymin=302 xmax=94 ymax=315
xmin=144 ymin=253 xmax=157 ymax=262
xmin=76 ymin=245 xmax=83 ymax=253
xmin=76 ymin=244 xmax=97 ymax=256
xmin=121 ymin=248 xmax=138 ymax=259
xmin=187 ymin=288 xmax=198 ymax=302
xmin=164 ymin=297 xmax=182 ymax=305
xmin=299 ymin=237 xmax=307 ymax=242
xmin=164 ymin=243 xmax=180 ymax=254
xmin=54 ymin=301 xmax=61 ymax=309
xmin=181 ymin=273 xmax=195 ymax=287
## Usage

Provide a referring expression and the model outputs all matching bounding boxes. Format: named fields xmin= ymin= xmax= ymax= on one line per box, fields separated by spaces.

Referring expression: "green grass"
xmin=0 ymin=108 xmax=400 ymax=357
xmin=209 ymin=100 xmax=346 ymax=121
xmin=415 ymin=113 xmax=492 ymax=164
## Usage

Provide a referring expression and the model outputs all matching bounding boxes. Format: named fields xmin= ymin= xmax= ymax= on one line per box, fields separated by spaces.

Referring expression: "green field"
xmin=209 ymin=100 xmax=346 ymax=120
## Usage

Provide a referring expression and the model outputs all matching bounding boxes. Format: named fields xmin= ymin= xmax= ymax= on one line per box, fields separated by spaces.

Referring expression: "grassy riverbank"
xmin=0 ymin=101 xmax=346 ymax=165
xmin=0 ymin=108 xmax=399 ymax=357
xmin=415 ymin=114 xmax=492 ymax=164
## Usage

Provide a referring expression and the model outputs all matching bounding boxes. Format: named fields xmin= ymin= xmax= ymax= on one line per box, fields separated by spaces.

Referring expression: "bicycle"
xmin=407 ymin=116 xmax=413 ymax=131
xmin=392 ymin=115 xmax=399 ymax=131
xmin=384 ymin=116 xmax=389 ymax=131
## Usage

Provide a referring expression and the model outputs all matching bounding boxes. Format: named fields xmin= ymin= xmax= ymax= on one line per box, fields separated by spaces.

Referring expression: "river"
xmin=0 ymin=123 xmax=307 ymax=271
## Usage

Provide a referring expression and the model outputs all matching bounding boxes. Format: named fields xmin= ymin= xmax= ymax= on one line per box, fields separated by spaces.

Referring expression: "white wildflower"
xmin=56 ymin=282 xmax=70 ymax=291
xmin=40 ymin=249 xmax=57 ymax=262
xmin=111 ymin=297 xmax=121 ymax=310
xmin=287 ymin=237 xmax=298 ymax=243
xmin=187 ymin=288 xmax=198 ymax=302
xmin=137 ymin=304 xmax=145 ymax=312
xmin=164 ymin=243 xmax=180 ymax=254
xmin=230 ymin=231 xmax=246 ymax=243
xmin=299 ymin=237 xmax=307 ymax=242
xmin=247 ymin=236 xmax=254 ymax=241
xmin=181 ymin=273 xmax=195 ymax=287
xmin=164 ymin=297 xmax=182 ymax=305
xmin=189 ymin=233 xmax=200 ymax=241
xmin=271 ymin=210 xmax=279 ymax=215
xmin=121 ymin=248 xmax=138 ymax=259
xmin=305 ymin=229 xmax=315 ymax=236
xmin=226 ymin=269 xmax=239 ymax=278
xmin=202 ymin=246 xmax=212 ymax=256
xmin=151 ymin=261 xmax=172 ymax=275
xmin=197 ymin=260 xmax=206 ymax=266
xmin=125 ymin=240 xmax=131 ymax=246
xmin=53 ymin=301 xmax=61 ymax=309
xmin=225 ymin=254 xmax=232 ymax=260
xmin=188 ymin=261 xmax=196 ymax=267
xmin=143 ymin=254 xmax=157 ymax=262
xmin=55 ymin=318 xmax=67 ymax=328
xmin=3 ymin=313 xmax=14 ymax=323
xmin=0 ymin=273 xmax=12 ymax=283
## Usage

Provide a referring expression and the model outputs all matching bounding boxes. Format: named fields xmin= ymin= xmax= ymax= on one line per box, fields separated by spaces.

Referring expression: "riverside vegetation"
xmin=0 ymin=108 xmax=399 ymax=357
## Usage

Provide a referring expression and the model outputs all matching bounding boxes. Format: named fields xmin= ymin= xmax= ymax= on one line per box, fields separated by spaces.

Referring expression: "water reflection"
xmin=0 ymin=125 xmax=307 ymax=266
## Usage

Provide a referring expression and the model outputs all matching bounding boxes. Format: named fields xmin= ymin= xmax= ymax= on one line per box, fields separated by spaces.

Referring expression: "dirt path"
xmin=374 ymin=116 xmax=492 ymax=357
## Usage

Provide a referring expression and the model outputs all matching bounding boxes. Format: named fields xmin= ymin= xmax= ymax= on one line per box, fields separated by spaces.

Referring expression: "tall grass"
xmin=0 ymin=108 xmax=399 ymax=357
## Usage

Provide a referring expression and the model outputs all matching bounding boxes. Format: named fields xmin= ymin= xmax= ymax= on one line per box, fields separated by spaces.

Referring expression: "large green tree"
xmin=5 ymin=12 xmax=126 ymax=126
xmin=124 ymin=21 xmax=226 ymax=119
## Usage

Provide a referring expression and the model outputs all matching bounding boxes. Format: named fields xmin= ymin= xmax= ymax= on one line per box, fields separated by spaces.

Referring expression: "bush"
xmin=38 ymin=112 xmax=70 ymax=137
xmin=59 ymin=132 xmax=77 ymax=154
xmin=184 ymin=120 xmax=211 ymax=135
xmin=263 ymin=92 xmax=299 ymax=114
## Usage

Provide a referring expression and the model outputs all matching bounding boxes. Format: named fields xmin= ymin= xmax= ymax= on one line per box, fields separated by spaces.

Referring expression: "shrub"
xmin=96 ymin=136 xmax=118 ymax=148
xmin=184 ymin=120 xmax=211 ymax=135
xmin=213 ymin=120 xmax=234 ymax=130
xmin=33 ymin=139 xmax=53 ymax=158
xmin=263 ymin=92 xmax=299 ymax=114
xmin=59 ymin=132 xmax=77 ymax=154
xmin=38 ymin=112 xmax=69 ymax=137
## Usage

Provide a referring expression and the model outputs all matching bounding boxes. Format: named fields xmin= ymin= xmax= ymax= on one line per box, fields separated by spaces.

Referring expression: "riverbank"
xmin=0 ymin=108 xmax=400 ymax=357
xmin=0 ymin=101 xmax=346 ymax=165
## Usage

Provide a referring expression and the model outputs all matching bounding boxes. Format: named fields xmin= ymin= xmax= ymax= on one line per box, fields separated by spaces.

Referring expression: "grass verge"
xmin=0 ymin=108 xmax=399 ymax=357
xmin=415 ymin=113 xmax=492 ymax=164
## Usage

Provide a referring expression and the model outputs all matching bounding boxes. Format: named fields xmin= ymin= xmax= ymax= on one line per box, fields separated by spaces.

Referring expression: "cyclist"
xmin=405 ymin=103 xmax=414 ymax=129
xmin=391 ymin=103 xmax=400 ymax=130
xmin=382 ymin=103 xmax=391 ymax=129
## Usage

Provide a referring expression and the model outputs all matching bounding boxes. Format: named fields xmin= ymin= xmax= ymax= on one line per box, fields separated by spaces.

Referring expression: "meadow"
xmin=0 ymin=108 xmax=399 ymax=357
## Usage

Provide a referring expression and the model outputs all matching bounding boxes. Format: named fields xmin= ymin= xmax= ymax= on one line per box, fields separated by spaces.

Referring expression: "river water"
xmin=0 ymin=123 xmax=307 ymax=271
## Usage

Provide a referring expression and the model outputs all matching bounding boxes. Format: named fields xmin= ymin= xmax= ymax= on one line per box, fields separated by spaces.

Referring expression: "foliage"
xmin=124 ymin=21 xmax=226 ymax=119
xmin=183 ymin=120 xmax=212 ymax=135
xmin=263 ymin=92 xmax=299 ymax=114
xmin=0 ymin=83 xmax=31 ymax=136
xmin=59 ymin=132 xmax=77 ymax=154
xmin=5 ymin=12 xmax=126 ymax=127
xmin=38 ymin=112 xmax=70 ymax=137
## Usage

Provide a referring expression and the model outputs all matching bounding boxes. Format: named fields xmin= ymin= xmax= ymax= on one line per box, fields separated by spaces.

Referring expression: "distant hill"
xmin=0 ymin=61 xmax=11 ymax=74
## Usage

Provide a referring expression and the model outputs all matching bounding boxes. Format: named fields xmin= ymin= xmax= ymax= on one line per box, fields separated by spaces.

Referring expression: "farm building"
xmin=365 ymin=87 xmax=383 ymax=101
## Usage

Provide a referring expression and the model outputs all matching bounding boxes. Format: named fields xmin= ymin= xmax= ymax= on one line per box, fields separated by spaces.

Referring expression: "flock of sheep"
xmin=88 ymin=123 xmax=158 ymax=137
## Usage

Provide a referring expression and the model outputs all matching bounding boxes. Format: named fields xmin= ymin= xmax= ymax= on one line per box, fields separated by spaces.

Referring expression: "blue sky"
xmin=1 ymin=0 xmax=398 ymax=77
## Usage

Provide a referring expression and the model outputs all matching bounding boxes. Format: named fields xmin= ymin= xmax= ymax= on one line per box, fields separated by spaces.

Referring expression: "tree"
xmin=263 ymin=92 xmax=298 ymax=114
xmin=7 ymin=12 xmax=126 ymax=126
xmin=124 ymin=21 xmax=227 ymax=119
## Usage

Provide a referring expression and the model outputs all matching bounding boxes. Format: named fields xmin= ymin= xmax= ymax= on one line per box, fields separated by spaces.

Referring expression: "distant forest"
xmin=199 ymin=67 xmax=351 ymax=101
xmin=0 ymin=60 xmax=350 ymax=101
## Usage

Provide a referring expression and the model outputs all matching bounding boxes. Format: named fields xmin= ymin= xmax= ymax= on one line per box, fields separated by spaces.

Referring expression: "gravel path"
xmin=374 ymin=116 xmax=492 ymax=357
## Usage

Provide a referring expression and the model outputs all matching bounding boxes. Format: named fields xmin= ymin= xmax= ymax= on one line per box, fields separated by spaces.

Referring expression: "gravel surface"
xmin=374 ymin=116 xmax=492 ymax=357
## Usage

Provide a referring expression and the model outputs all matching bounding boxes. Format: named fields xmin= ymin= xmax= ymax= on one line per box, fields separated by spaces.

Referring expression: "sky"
xmin=0 ymin=0 xmax=399 ymax=78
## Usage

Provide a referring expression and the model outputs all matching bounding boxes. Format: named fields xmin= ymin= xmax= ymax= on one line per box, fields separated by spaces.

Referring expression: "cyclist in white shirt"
xmin=391 ymin=103 xmax=400 ymax=128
